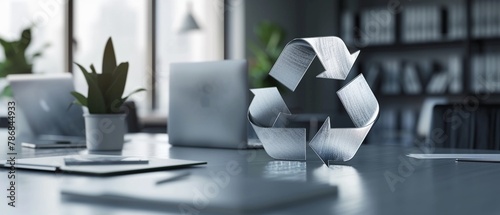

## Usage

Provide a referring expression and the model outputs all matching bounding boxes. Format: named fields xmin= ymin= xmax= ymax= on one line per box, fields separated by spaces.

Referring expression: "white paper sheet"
xmin=407 ymin=154 xmax=500 ymax=162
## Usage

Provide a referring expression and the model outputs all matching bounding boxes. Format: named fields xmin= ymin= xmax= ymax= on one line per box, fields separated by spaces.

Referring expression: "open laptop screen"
xmin=8 ymin=74 xmax=85 ymax=141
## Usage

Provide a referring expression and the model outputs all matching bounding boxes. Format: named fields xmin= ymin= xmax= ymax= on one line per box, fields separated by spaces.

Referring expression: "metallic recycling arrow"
xmin=248 ymin=87 xmax=306 ymax=160
xmin=248 ymin=36 xmax=379 ymax=166
xmin=269 ymin=37 xmax=360 ymax=91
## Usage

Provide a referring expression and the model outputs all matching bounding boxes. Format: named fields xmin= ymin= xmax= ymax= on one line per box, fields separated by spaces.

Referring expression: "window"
xmin=73 ymin=0 xmax=149 ymax=115
xmin=0 ymin=0 xmax=65 ymax=74
xmin=0 ymin=0 xmax=66 ymax=116
xmin=155 ymin=0 xmax=224 ymax=116
xmin=0 ymin=0 xmax=225 ymax=118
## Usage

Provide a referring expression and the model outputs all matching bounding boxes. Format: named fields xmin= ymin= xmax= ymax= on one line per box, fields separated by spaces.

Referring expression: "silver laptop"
xmin=168 ymin=60 xmax=261 ymax=149
xmin=8 ymin=73 xmax=86 ymax=148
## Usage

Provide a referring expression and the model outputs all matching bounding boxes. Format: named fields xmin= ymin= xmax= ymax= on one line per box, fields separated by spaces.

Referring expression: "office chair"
xmin=121 ymin=101 xmax=141 ymax=133
xmin=0 ymin=117 xmax=8 ymax=128
xmin=428 ymin=103 xmax=500 ymax=150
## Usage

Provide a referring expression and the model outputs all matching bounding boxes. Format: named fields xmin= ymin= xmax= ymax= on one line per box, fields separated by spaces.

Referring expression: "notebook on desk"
xmin=1 ymin=155 xmax=206 ymax=176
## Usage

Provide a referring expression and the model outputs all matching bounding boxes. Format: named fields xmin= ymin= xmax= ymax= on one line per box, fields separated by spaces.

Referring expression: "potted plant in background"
xmin=0 ymin=26 xmax=49 ymax=128
xmin=71 ymin=37 xmax=144 ymax=151
xmin=0 ymin=26 xmax=49 ymax=97
xmin=248 ymin=21 xmax=286 ymax=89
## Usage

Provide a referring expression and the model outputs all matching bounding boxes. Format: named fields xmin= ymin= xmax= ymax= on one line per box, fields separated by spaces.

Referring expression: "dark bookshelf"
xmin=338 ymin=0 xmax=500 ymax=144
xmin=357 ymin=40 xmax=468 ymax=52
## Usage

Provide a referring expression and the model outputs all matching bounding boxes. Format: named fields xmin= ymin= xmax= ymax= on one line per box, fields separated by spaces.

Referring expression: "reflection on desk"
xmin=61 ymin=172 xmax=336 ymax=214
xmin=2 ymin=132 xmax=500 ymax=214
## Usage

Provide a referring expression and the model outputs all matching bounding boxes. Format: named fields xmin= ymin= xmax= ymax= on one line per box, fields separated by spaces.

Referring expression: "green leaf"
xmin=75 ymin=62 xmax=90 ymax=74
xmin=109 ymin=99 xmax=124 ymax=113
xmin=30 ymin=43 xmax=50 ymax=60
xmin=1 ymin=85 xmax=13 ymax=97
xmin=102 ymin=37 xmax=117 ymax=75
xmin=90 ymin=64 xmax=97 ymax=74
xmin=121 ymin=88 xmax=146 ymax=102
xmin=266 ymin=31 xmax=281 ymax=51
xmin=253 ymin=51 xmax=271 ymax=70
xmin=104 ymin=62 xmax=128 ymax=108
xmin=18 ymin=28 xmax=31 ymax=52
xmin=70 ymin=91 xmax=88 ymax=106
xmin=31 ymin=52 xmax=43 ymax=59
xmin=108 ymin=88 xmax=146 ymax=113
xmin=75 ymin=62 xmax=106 ymax=113
xmin=0 ymin=26 xmax=40 ymax=81
xmin=68 ymin=91 xmax=87 ymax=111
xmin=0 ymin=38 xmax=7 ymax=46
xmin=0 ymin=62 xmax=6 ymax=77
xmin=0 ymin=39 xmax=15 ymax=58
xmin=96 ymin=73 xmax=112 ymax=95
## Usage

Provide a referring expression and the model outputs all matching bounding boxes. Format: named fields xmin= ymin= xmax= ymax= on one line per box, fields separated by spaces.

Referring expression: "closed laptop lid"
xmin=168 ymin=60 xmax=248 ymax=148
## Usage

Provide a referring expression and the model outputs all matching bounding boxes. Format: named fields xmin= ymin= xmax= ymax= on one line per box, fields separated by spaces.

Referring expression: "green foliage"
xmin=72 ymin=37 xmax=145 ymax=114
xmin=248 ymin=21 xmax=286 ymax=88
xmin=0 ymin=27 xmax=49 ymax=97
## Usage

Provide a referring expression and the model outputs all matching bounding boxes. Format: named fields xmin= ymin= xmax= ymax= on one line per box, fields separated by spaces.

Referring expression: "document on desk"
xmin=61 ymin=173 xmax=337 ymax=214
xmin=0 ymin=155 xmax=206 ymax=176
xmin=407 ymin=154 xmax=500 ymax=162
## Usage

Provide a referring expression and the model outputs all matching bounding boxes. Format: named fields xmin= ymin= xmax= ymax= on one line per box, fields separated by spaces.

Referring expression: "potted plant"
xmin=0 ymin=26 xmax=49 ymax=97
xmin=71 ymin=37 xmax=144 ymax=151
xmin=248 ymin=21 xmax=286 ymax=89
xmin=0 ymin=26 xmax=49 ymax=128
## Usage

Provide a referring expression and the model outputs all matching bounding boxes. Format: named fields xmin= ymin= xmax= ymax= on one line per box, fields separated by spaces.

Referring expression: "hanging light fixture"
xmin=178 ymin=2 xmax=201 ymax=33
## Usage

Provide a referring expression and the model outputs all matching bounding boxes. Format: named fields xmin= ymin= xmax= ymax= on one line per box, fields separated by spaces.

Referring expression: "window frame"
xmin=65 ymin=0 xmax=229 ymax=115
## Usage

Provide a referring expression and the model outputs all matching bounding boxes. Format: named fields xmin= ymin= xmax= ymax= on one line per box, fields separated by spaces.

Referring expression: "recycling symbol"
xmin=248 ymin=36 xmax=379 ymax=166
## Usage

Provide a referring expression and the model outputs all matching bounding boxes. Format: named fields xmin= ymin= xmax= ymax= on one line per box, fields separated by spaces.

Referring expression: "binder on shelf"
xmin=495 ymin=54 xmax=500 ymax=92
xmin=402 ymin=63 xmax=422 ymax=94
xmin=359 ymin=8 xmax=395 ymax=45
xmin=472 ymin=53 xmax=500 ymax=93
xmin=486 ymin=54 xmax=495 ymax=92
xmin=496 ymin=1 xmax=500 ymax=36
xmin=448 ymin=56 xmax=463 ymax=94
xmin=384 ymin=109 xmax=398 ymax=139
xmin=365 ymin=63 xmax=381 ymax=91
xmin=472 ymin=0 xmax=500 ymax=38
xmin=402 ymin=7 xmax=409 ymax=42
xmin=471 ymin=55 xmax=485 ymax=93
xmin=472 ymin=0 xmax=479 ymax=37
xmin=381 ymin=60 xmax=400 ymax=95
xmin=402 ymin=5 xmax=442 ymax=43
xmin=426 ymin=72 xmax=447 ymax=94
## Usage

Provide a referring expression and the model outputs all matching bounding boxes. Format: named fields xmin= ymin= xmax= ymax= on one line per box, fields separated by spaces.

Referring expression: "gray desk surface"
xmin=2 ymin=132 xmax=500 ymax=215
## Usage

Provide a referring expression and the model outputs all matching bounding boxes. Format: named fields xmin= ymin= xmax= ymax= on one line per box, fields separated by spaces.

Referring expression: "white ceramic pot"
xmin=84 ymin=113 xmax=126 ymax=151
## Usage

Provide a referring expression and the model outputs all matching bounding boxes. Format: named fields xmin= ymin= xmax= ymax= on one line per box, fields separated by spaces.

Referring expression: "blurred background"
xmin=1 ymin=0 xmax=499 ymax=146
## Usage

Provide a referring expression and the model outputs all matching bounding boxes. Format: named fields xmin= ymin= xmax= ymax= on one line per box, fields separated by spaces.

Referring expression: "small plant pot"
xmin=83 ymin=113 xmax=126 ymax=151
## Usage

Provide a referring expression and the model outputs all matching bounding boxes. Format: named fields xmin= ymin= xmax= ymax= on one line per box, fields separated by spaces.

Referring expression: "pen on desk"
xmin=156 ymin=172 xmax=190 ymax=185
